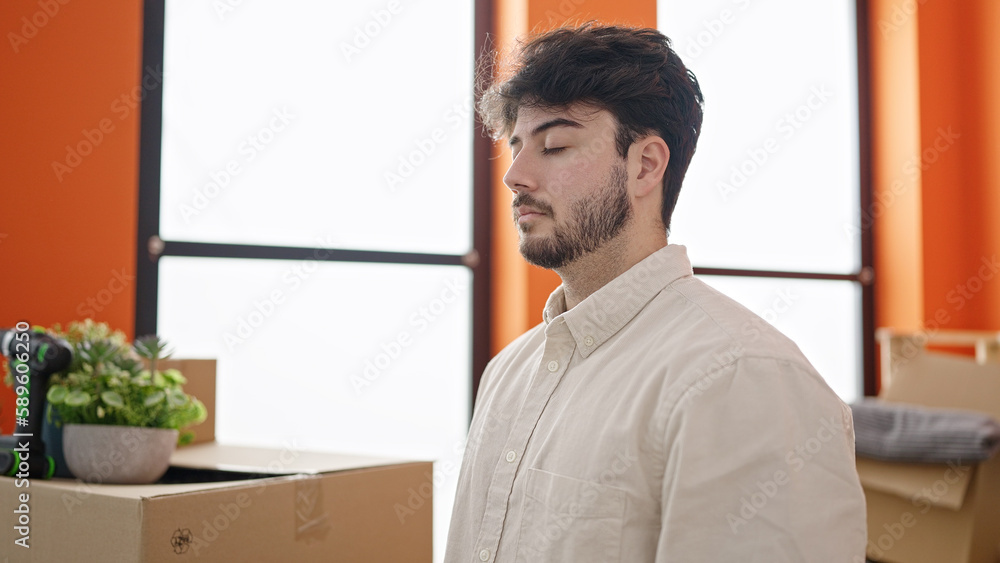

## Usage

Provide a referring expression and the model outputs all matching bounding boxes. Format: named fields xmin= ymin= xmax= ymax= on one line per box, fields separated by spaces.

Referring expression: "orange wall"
xmin=871 ymin=0 xmax=1000 ymax=336
xmin=489 ymin=0 xmax=657 ymax=353
xmin=0 ymin=1 xmax=142 ymax=431
xmin=869 ymin=0 xmax=923 ymax=333
xmin=916 ymin=0 xmax=1000 ymax=330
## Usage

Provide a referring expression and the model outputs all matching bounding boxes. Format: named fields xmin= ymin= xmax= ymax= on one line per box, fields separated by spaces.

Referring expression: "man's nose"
xmin=503 ymin=152 xmax=536 ymax=194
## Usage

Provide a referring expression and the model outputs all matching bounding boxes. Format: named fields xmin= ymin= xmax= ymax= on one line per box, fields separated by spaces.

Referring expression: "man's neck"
xmin=557 ymin=235 xmax=667 ymax=310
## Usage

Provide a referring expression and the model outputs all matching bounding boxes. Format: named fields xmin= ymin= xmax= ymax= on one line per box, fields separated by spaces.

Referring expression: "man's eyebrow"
xmin=508 ymin=118 xmax=584 ymax=147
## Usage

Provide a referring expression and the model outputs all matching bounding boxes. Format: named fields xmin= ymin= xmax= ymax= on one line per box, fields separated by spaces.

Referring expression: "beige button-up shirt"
xmin=445 ymin=245 xmax=866 ymax=562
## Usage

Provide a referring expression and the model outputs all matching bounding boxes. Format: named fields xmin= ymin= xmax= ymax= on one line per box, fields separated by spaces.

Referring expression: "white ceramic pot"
xmin=63 ymin=424 xmax=178 ymax=484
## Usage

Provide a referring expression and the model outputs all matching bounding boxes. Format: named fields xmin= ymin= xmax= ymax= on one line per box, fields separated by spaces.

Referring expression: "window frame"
xmin=137 ymin=0 xmax=874 ymax=405
xmin=135 ymin=0 xmax=494 ymax=410
xmin=659 ymin=0 xmax=876 ymax=395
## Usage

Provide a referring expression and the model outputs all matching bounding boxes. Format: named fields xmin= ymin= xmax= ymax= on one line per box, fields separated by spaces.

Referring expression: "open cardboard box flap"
xmin=856 ymin=351 xmax=1000 ymax=509
xmin=9 ymin=470 xmax=303 ymax=500
xmin=170 ymin=442 xmax=418 ymax=475
xmin=880 ymin=352 xmax=1000 ymax=419
xmin=856 ymin=456 xmax=973 ymax=511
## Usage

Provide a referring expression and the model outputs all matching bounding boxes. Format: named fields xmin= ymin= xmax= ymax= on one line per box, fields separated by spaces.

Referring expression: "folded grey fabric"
xmin=851 ymin=398 xmax=1000 ymax=463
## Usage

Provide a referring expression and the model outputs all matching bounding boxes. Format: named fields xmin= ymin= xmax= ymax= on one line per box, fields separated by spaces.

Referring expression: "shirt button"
xmin=505 ymin=450 xmax=516 ymax=462
xmin=547 ymin=360 xmax=559 ymax=372
xmin=479 ymin=549 xmax=491 ymax=561
xmin=584 ymin=336 xmax=595 ymax=347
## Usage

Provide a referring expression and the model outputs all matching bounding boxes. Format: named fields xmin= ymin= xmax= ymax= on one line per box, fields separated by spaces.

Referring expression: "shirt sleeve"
xmin=654 ymin=356 xmax=867 ymax=562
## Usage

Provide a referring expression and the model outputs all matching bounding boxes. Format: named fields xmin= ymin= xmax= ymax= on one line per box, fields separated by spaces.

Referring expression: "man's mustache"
xmin=511 ymin=194 xmax=554 ymax=216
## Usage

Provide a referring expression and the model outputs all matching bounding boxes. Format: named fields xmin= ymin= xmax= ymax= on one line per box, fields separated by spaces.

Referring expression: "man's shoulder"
xmin=648 ymin=276 xmax=845 ymax=415
xmin=648 ymin=275 xmax=813 ymax=368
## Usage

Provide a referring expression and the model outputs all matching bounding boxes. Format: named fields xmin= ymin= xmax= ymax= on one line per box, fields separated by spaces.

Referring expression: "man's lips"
xmin=514 ymin=206 xmax=547 ymax=225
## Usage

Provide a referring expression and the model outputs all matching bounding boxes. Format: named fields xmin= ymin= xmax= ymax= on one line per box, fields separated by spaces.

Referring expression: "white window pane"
xmin=659 ymin=1 xmax=860 ymax=273
xmin=158 ymin=256 xmax=470 ymax=561
xmin=699 ymin=275 xmax=861 ymax=403
xmin=160 ymin=1 xmax=473 ymax=254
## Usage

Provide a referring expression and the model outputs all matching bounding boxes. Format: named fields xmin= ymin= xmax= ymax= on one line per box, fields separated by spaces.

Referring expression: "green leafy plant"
xmin=43 ymin=320 xmax=206 ymax=444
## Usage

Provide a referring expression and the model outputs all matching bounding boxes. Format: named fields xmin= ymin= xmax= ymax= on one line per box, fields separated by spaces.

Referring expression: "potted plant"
xmin=42 ymin=319 xmax=206 ymax=484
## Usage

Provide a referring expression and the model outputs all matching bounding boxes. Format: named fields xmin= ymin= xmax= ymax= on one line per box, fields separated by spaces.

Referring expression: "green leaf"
xmin=47 ymin=385 xmax=69 ymax=404
xmin=132 ymin=370 xmax=152 ymax=386
xmin=166 ymin=389 xmax=188 ymax=408
xmin=143 ymin=391 xmax=165 ymax=407
xmin=100 ymin=391 xmax=125 ymax=408
xmin=65 ymin=390 xmax=91 ymax=407
xmin=134 ymin=335 xmax=173 ymax=361
xmin=162 ymin=369 xmax=186 ymax=385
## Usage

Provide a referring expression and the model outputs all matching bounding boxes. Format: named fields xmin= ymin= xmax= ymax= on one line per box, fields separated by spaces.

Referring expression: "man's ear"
xmin=633 ymin=137 xmax=670 ymax=198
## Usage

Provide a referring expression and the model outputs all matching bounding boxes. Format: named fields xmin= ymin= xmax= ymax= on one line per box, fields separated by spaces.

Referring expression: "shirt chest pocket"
xmin=515 ymin=468 xmax=626 ymax=562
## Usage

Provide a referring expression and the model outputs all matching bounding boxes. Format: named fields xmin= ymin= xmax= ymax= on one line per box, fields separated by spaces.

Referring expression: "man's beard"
xmin=513 ymin=163 xmax=633 ymax=270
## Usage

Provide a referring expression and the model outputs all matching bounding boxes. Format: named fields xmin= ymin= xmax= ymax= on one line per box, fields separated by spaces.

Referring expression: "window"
xmin=137 ymin=2 xmax=484 ymax=559
xmin=658 ymin=0 xmax=873 ymax=401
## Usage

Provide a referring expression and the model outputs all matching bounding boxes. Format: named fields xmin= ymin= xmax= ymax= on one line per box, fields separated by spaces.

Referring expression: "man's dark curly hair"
xmin=479 ymin=23 xmax=704 ymax=234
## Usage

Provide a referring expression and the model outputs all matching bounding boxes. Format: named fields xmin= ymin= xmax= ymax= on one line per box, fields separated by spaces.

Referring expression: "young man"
xmin=445 ymin=24 xmax=866 ymax=562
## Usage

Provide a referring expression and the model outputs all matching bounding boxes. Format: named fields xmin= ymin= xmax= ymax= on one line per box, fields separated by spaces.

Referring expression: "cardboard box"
xmin=2 ymin=359 xmax=433 ymax=562
xmin=858 ymin=351 xmax=1000 ymax=562
xmin=2 ymin=443 xmax=432 ymax=561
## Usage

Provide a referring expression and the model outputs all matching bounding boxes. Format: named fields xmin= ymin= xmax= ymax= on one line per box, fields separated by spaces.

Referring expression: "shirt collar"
xmin=542 ymin=244 xmax=694 ymax=358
